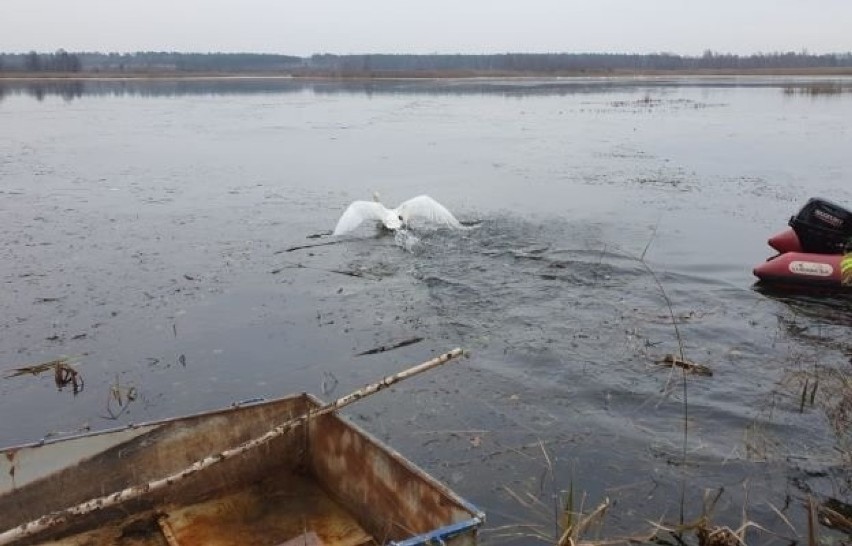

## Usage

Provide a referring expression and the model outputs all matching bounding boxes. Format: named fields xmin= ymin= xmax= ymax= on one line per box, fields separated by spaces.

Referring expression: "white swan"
xmin=333 ymin=194 xmax=464 ymax=236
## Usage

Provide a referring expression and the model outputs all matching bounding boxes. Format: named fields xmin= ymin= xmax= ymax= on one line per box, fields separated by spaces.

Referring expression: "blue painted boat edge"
xmin=389 ymin=515 xmax=485 ymax=546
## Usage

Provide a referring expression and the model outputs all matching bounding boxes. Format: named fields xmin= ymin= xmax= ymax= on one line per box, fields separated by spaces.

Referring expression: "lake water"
xmin=1 ymin=77 xmax=851 ymax=543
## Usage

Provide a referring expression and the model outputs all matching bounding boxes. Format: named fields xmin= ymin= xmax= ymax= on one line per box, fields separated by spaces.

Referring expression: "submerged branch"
xmin=271 ymin=261 xmax=373 ymax=279
xmin=276 ymin=239 xmax=341 ymax=254
xmin=355 ymin=336 xmax=424 ymax=356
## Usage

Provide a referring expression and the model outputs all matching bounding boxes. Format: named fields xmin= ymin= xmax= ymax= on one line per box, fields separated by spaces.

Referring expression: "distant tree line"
xmin=0 ymin=51 xmax=303 ymax=73
xmin=306 ymin=51 xmax=852 ymax=74
xmin=1 ymin=50 xmax=851 ymax=75
xmin=7 ymin=50 xmax=83 ymax=72
xmin=75 ymin=52 xmax=305 ymax=72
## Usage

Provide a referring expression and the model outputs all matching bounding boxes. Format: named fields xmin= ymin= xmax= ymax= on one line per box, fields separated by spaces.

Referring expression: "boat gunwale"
xmin=0 ymin=395 xmax=297 ymax=454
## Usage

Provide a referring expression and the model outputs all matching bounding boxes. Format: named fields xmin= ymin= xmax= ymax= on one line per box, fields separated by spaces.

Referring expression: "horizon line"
xmin=3 ymin=49 xmax=852 ymax=57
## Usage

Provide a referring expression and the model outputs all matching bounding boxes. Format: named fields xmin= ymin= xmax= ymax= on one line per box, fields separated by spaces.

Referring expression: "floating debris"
xmin=277 ymin=239 xmax=342 ymax=253
xmin=43 ymin=423 xmax=91 ymax=440
xmin=4 ymin=357 xmax=84 ymax=394
xmin=271 ymin=261 xmax=373 ymax=279
xmin=4 ymin=358 xmax=68 ymax=378
xmin=55 ymin=363 xmax=84 ymax=394
xmin=819 ymin=497 xmax=852 ymax=534
xmin=356 ymin=336 xmax=424 ymax=356
xmin=104 ymin=375 xmax=138 ymax=420
xmin=320 ymin=371 xmax=338 ymax=396
xmin=656 ymin=354 xmax=713 ymax=377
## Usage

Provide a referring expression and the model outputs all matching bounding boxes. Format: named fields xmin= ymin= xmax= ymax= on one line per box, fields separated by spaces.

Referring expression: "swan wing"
xmin=333 ymin=201 xmax=388 ymax=235
xmin=395 ymin=195 xmax=463 ymax=229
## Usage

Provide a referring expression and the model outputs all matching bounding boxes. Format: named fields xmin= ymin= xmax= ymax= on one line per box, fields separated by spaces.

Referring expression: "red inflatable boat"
xmin=753 ymin=251 xmax=844 ymax=288
xmin=753 ymin=198 xmax=851 ymax=290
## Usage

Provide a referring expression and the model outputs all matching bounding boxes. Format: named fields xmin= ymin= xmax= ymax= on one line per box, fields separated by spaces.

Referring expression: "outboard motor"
xmin=788 ymin=197 xmax=852 ymax=254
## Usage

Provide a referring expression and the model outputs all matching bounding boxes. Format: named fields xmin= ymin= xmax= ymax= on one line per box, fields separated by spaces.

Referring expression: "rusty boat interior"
xmin=0 ymin=394 xmax=483 ymax=546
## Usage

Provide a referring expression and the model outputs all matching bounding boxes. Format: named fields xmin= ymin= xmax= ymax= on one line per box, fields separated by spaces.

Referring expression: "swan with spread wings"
xmin=332 ymin=194 xmax=464 ymax=236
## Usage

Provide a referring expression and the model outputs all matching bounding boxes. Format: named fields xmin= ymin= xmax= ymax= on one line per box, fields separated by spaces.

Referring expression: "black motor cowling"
xmin=788 ymin=197 xmax=852 ymax=254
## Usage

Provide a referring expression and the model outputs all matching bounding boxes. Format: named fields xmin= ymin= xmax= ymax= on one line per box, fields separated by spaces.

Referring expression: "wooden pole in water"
xmin=0 ymin=348 xmax=466 ymax=546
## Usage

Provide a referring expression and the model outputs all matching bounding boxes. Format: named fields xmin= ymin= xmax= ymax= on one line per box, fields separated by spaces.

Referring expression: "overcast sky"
xmin=2 ymin=0 xmax=850 ymax=56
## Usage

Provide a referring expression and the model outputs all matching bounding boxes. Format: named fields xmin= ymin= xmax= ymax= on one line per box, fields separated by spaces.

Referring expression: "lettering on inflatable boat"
xmin=789 ymin=261 xmax=833 ymax=277
xmin=813 ymin=209 xmax=843 ymax=228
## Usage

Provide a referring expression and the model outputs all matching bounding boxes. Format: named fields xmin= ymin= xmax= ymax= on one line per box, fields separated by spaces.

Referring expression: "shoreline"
xmin=3 ymin=67 xmax=852 ymax=81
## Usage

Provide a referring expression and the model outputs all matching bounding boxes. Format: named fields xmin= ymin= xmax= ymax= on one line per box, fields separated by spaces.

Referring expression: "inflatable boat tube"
xmin=753 ymin=252 xmax=846 ymax=289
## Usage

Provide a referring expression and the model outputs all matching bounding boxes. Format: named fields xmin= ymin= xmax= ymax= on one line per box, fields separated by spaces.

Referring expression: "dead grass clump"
xmin=3 ymin=356 xmax=84 ymax=394
xmin=490 ymin=483 xmax=619 ymax=546
xmin=656 ymin=354 xmax=713 ymax=377
xmin=103 ymin=374 xmax=138 ymax=420
xmin=779 ymin=357 xmax=852 ymax=469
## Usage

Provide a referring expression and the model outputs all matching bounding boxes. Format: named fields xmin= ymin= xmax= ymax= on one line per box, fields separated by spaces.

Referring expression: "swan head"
xmin=382 ymin=210 xmax=404 ymax=231
xmin=371 ymin=191 xmax=403 ymax=230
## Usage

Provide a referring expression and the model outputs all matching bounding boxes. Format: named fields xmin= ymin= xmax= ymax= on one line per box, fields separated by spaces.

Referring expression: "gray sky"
xmin=2 ymin=0 xmax=850 ymax=56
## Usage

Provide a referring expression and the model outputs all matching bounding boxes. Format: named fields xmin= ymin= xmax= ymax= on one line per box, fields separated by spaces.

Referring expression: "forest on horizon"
xmin=2 ymin=49 xmax=852 ymax=75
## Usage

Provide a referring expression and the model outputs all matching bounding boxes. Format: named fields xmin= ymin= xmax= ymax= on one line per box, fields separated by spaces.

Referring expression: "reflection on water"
xmin=755 ymin=285 xmax=852 ymax=323
xmin=1 ymin=80 xmax=85 ymax=102
xmin=756 ymin=287 xmax=852 ymax=349
xmin=783 ymin=82 xmax=852 ymax=96
xmin=3 ymin=75 xmax=852 ymax=102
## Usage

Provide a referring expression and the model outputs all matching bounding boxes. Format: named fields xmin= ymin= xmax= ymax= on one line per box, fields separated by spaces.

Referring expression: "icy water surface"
xmin=1 ymin=77 xmax=852 ymax=543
